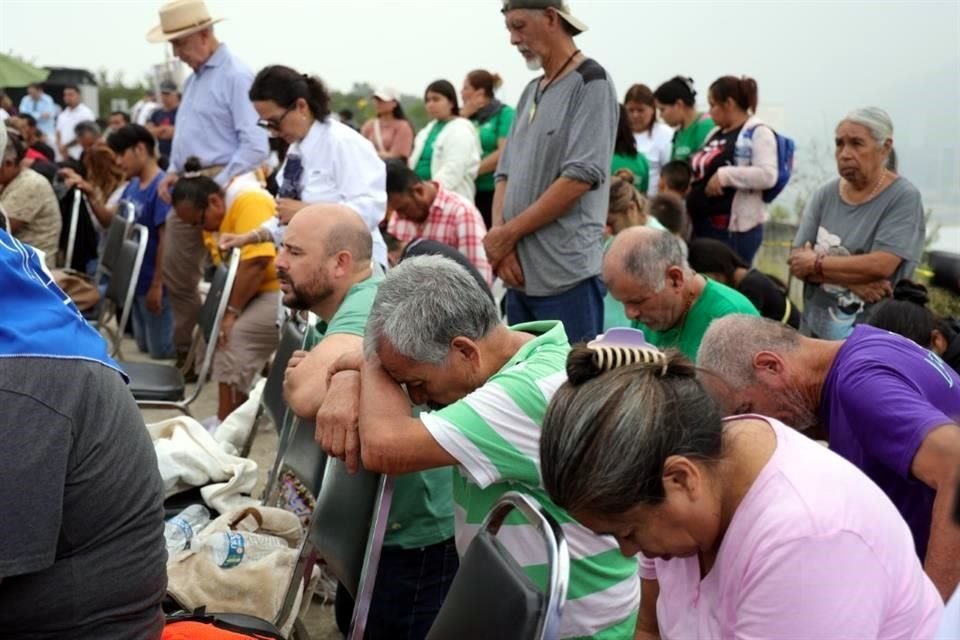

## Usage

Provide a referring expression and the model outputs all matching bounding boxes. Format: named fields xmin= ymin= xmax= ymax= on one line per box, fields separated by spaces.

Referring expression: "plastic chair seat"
xmin=123 ymin=361 xmax=185 ymax=401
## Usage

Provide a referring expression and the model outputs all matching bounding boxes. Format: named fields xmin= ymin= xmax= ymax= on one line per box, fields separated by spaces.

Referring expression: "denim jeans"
xmin=335 ymin=538 xmax=459 ymax=640
xmin=131 ymin=290 xmax=176 ymax=359
xmin=506 ymin=275 xmax=605 ymax=343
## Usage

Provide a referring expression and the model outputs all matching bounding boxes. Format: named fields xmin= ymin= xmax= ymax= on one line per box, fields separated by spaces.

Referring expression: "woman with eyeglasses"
xmin=170 ymin=156 xmax=280 ymax=424
xmin=248 ymin=65 xmax=388 ymax=266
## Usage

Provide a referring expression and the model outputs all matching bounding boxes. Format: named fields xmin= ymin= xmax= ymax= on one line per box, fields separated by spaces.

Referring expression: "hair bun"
xmin=613 ymin=168 xmax=636 ymax=184
xmin=491 ymin=73 xmax=503 ymax=90
xmin=893 ymin=279 xmax=929 ymax=307
xmin=183 ymin=156 xmax=203 ymax=174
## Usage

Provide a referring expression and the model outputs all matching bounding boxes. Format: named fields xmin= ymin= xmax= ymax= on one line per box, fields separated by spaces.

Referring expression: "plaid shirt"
xmin=388 ymin=183 xmax=492 ymax=284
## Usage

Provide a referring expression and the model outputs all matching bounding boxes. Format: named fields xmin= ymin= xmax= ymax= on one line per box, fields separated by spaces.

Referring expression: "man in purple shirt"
xmin=697 ymin=315 xmax=960 ymax=601
xmin=146 ymin=0 xmax=269 ymax=373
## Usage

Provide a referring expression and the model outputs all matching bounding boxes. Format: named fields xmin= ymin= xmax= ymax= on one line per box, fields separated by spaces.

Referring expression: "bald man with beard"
xmin=278 ymin=204 xmax=457 ymax=640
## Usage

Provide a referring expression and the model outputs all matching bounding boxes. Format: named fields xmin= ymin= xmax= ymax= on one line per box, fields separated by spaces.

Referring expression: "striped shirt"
xmin=420 ymin=321 xmax=639 ymax=639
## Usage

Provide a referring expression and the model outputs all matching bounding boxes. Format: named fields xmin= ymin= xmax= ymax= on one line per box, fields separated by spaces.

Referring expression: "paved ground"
xmin=132 ymin=339 xmax=340 ymax=639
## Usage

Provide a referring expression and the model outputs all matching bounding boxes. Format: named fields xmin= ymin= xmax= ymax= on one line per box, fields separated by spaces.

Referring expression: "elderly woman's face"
xmin=835 ymin=121 xmax=889 ymax=184
xmin=572 ymin=458 xmax=711 ymax=560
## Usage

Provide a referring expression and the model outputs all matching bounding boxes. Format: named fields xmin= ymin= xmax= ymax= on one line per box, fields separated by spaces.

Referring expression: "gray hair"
xmin=364 ymin=254 xmax=500 ymax=363
xmin=541 ymin=346 xmax=722 ymax=514
xmin=697 ymin=314 xmax=801 ymax=387
xmin=840 ymin=107 xmax=894 ymax=146
xmin=622 ymin=229 xmax=690 ymax=291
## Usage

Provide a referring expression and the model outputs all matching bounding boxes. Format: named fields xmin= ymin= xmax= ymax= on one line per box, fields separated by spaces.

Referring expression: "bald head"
xmin=277 ymin=204 xmax=374 ymax=314
xmin=286 ymin=204 xmax=372 ymax=265
xmin=604 ymin=227 xmax=689 ymax=291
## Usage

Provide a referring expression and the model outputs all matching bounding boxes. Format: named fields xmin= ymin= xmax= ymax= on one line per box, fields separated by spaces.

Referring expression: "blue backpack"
xmin=742 ymin=125 xmax=795 ymax=203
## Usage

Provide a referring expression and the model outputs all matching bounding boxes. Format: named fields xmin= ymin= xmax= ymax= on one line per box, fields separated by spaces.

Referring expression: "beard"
xmin=278 ymin=270 xmax=332 ymax=311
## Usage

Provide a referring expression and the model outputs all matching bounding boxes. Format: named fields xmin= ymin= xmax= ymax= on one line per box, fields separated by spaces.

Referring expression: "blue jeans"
xmin=335 ymin=538 xmax=459 ymax=640
xmin=692 ymin=219 xmax=765 ymax=265
xmin=506 ymin=275 xmax=605 ymax=343
xmin=131 ymin=290 xmax=176 ymax=359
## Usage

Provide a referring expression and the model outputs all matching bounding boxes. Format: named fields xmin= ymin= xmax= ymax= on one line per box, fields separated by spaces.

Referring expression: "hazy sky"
xmin=2 ymin=0 xmax=957 ymax=138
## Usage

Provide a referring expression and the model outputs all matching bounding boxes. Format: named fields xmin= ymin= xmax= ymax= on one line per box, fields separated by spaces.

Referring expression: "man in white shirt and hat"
xmin=146 ymin=0 xmax=269 ymax=376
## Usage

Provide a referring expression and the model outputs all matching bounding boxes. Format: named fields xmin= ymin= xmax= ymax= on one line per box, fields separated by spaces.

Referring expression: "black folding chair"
xmin=94 ymin=223 xmax=148 ymax=358
xmin=243 ymin=314 xmax=307 ymax=459
xmin=426 ymin=491 xmax=570 ymax=640
xmin=311 ymin=458 xmax=394 ymax=640
xmin=122 ymin=248 xmax=240 ymax=415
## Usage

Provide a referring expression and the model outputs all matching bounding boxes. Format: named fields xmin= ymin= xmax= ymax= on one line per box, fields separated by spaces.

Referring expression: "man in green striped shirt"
xmin=318 ymin=255 xmax=640 ymax=639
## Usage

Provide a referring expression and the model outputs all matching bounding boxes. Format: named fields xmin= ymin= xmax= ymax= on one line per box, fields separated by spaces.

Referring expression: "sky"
xmin=2 ymin=0 xmax=959 ymax=224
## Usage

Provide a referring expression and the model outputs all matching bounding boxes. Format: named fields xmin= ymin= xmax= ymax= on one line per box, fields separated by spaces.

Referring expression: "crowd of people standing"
xmin=1 ymin=0 xmax=958 ymax=638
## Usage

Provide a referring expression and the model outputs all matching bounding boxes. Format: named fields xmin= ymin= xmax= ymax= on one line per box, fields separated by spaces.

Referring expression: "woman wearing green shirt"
xmin=610 ymin=103 xmax=650 ymax=194
xmin=461 ymin=69 xmax=515 ymax=229
xmin=654 ymin=76 xmax=715 ymax=161
xmin=408 ymin=80 xmax=480 ymax=201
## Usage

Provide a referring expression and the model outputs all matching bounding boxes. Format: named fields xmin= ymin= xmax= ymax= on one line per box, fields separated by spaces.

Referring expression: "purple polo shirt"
xmin=821 ymin=325 xmax=960 ymax=559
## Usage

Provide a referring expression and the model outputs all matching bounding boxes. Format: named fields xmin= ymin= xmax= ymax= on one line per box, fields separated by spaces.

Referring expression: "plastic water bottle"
xmin=202 ymin=531 xmax=290 ymax=568
xmin=164 ymin=505 xmax=211 ymax=553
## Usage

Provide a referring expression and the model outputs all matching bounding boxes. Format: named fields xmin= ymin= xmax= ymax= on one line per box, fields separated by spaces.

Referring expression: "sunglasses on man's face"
xmin=257 ymin=105 xmax=294 ymax=132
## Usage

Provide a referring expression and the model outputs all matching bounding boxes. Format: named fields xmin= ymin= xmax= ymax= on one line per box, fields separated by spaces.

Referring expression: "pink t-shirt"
xmin=640 ymin=417 xmax=943 ymax=640
xmin=360 ymin=117 xmax=414 ymax=159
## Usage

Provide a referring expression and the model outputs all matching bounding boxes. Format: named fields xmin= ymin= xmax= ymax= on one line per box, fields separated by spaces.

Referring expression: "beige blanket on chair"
xmin=167 ymin=506 xmax=305 ymax=636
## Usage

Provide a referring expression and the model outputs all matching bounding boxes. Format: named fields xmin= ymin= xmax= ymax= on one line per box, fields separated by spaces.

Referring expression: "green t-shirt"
xmin=611 ymin=151 xmax=650 ymax=194
xmin=473 ymin=104 xmax=516 ymax=193
xmin=303 ymin=276 xmax=455 ymax=550
xmin=631 ymin=277 xmax=759 ymax=361
xmin=413 ymin=120 xmax=448 ymax=182
xmin=420 ymin=321 xmax=639 ymax=639
xmin=671 ymin=113 xmax=715 ymax=161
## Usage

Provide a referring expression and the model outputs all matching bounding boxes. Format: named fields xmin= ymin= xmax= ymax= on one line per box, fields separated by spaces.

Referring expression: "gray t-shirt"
xmin=496 ymin=58 xmax=618 ymax=296
xmin=0 ymin=357 xmax=167 ymax=639
xmin=794 ymin=177 xmax=925 ymax=339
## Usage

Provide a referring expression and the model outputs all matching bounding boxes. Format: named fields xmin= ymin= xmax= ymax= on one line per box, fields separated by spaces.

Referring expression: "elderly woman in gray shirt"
xmin=789 ymin=107 xmax=925 ymax=339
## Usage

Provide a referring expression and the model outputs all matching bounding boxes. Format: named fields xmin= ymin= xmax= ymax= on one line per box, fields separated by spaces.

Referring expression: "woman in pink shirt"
xmin=360 ymin=87 xmax=414 ymax=161
xmin=540 ymin=341 xmax=943 ymax=640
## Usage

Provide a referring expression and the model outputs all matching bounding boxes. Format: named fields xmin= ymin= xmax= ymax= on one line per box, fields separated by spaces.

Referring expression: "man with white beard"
xmin=483 ymin=0 xmax=618 ymax=343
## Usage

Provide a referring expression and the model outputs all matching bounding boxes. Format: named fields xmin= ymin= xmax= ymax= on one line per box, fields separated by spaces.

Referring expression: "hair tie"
xmin=182 ymin=170 xmax=202 ymax=179
xmin=590 ymin=346 xmax=668 ymax=376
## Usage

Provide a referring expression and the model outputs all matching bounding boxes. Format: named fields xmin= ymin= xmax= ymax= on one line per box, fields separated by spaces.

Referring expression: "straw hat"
xmin=146 ymin=0 xmax=224 ymax=43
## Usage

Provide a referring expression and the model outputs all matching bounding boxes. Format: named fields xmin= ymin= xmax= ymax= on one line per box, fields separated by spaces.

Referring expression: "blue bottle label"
xmin=221 ymin=532 xmax=245 ymax=568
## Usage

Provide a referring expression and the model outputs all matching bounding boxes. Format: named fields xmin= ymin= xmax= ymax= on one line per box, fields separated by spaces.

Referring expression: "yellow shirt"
xmin=204 ymin=189 xmax=280 ymax=294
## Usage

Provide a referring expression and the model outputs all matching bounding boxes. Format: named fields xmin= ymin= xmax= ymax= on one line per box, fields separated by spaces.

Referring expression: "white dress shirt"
xmin=55 ymin=103 xmax=96 ymax=161
xmin=278 ymin=118 xmax=388 ymax=266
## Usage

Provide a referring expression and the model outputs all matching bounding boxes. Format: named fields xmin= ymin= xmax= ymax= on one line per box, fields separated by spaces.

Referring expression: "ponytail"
xmin=250 ymin=65 xmax=331 ymax=121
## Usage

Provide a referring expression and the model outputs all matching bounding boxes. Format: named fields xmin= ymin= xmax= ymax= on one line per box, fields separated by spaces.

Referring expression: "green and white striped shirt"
xmin=420 ymin=321 xmax=639 ymax=639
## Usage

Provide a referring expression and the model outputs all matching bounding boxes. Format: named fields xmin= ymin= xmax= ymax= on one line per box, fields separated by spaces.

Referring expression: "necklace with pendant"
xmin=528 ymin=49 xmax=580 ymax=124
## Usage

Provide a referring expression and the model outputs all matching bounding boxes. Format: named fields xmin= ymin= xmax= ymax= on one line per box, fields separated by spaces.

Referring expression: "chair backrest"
xmin=93 ymin=214 xmax=132 ymax=285
xmin=306 ymin=459 xmax=394 ymax=639
xmin=425 ymin=492 xmax=570 ymax=640
xmin=262 ymin=416 xmax=327 ymax=518
xmin=262 ymin=317 xmax=307 ymax=435
xmin=98 ymin=224 xmax=148 ymax=348
xmin=191 ymin=249 xmax=240 ymax=390
xmin=120 ymin=200 xmax=137 ymax=226
xmin=63 ymin=189 xmax=82 ymax=269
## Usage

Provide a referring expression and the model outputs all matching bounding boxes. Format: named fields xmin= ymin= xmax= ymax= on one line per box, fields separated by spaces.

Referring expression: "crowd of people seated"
xmin=1 ymin=0 xmax=958 ymax=638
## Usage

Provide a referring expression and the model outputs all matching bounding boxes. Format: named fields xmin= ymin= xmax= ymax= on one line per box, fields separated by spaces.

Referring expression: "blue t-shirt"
xmin=149 ymin=108 xmax=178 ymax=158
xmin=821 ymin=325 xmax=960 ymax=559
xmin=122 ymin=172 xmax=171 ymax=295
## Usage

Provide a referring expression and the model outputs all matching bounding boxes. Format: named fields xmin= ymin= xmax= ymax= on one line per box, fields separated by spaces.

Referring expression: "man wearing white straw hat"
xmin=146 ymin=0 xmax=269 ymax=377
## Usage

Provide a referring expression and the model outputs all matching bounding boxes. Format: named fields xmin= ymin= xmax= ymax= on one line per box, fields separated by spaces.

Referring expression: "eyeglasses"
xmin=257 ymin=105 xmax=294 ymax=132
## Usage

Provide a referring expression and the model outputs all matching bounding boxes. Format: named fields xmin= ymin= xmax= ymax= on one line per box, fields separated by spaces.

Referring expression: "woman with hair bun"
xmin=789 ymin=106 xmax=925 ymax=339
xmin=248 ymin=65 xmax=389 ymax=266
xmin=864 ymin=280 xmax=960 ymax=372
xmin=686 ymin=75 xmax=777 ymax=264
xmin=653 ymin=76 xmax=714 ymax=161
xmin=461 ymin=69 xmax=515 ymax=228
xmin=540 ymin=339 xmax=944 ymax=639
